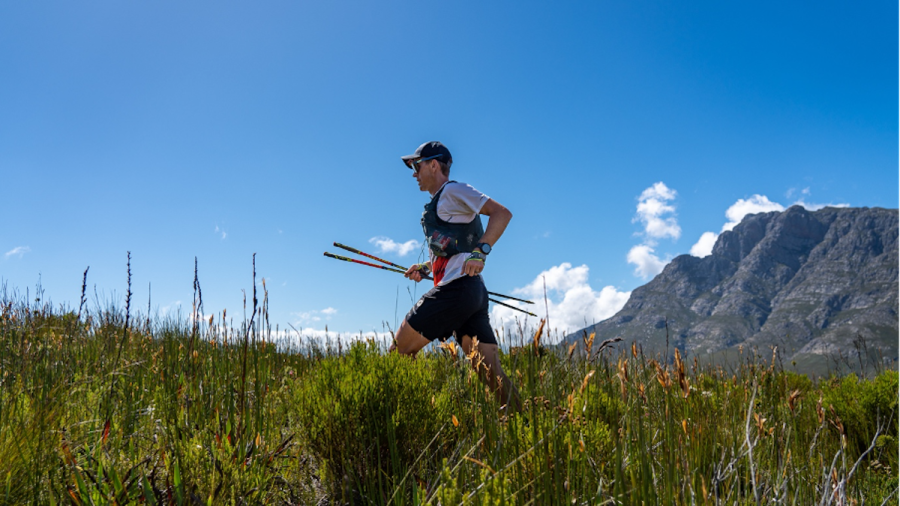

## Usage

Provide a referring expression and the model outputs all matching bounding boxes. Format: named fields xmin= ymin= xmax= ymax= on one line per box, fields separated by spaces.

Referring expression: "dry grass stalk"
xmin=532 ymin=318 xmax=545 ymax=354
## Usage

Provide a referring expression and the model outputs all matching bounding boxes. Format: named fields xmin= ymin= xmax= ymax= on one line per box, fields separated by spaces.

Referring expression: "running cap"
xmin=400 ymin=141 xmax=452 ymax=168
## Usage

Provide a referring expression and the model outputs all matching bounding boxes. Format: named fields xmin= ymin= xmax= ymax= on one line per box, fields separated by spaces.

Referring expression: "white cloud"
xmin=190 ymin=308 xmax=216 ymax=323
xmin=214 ymin=225 xmax=227 ymax=240
xmin=690 ymin=192 xmax=850 ymax=258
xmin=369 ymin=236 xmax=420 ymax=257
xmin=793 ymin=200 xmax=850 ymax=211
xmin=490 ymin=262 xmax=630 ymax=342
xmin=4 ymin=246 xmax=30 ymax=259
xmin=280 ymin=327 xmax=394 ymax=346
xmin=689 ymin=232 xmax=718 ymax=258
xmin=627 ymin=244 xmax=669 ymax=279
xmin=689 ymin=194 xmax=784 ymax=258
xmin=160 ymin=300 xmax=182 ymax=316
xmin=790 ymin=187 xmax=849 ymax=211
xmin=723 ymin=195 xmax=785 ymax=231
xmin=634 ymin=182 xmax=681 ymax=241
xmin=625 ymin=182 xmax=679 ymax=279
xmin=292 ymin=307 xmax=338 ymax=325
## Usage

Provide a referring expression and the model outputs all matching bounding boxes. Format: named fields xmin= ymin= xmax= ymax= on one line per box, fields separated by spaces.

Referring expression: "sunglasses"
xmin=409 ymin=154 xmax=443 ymax=173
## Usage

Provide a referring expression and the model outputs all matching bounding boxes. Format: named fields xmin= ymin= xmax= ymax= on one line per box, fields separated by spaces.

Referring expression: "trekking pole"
xmin=332 ymin=242 xmax=535 ymax=305
xmin=324 ymin=251 xmax=539 ymax=317
xmin=324 ymin=252 xmax=415 ymax=277
xmin=334 ymin=242 xmax=408 ymax=271
xmin=488 ymin=297 xmax=538 ymax=317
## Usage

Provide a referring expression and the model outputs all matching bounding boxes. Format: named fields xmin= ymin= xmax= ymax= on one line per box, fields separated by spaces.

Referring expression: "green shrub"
xmin=290 ymin=341 xmax=453 ymax=500
xmin=821 ymin=370 xmax=899 ymax=455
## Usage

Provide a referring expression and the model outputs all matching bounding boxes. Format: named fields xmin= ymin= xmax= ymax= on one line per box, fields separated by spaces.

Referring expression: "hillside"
xmin=570 ymin=206 xmax=898 ymax=374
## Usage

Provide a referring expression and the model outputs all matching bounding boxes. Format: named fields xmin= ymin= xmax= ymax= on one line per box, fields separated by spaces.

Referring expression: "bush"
xmin=291 ymin=341 xmax=453 ymax=501
xmin=821 ymin=370 xmax=898 ymax=455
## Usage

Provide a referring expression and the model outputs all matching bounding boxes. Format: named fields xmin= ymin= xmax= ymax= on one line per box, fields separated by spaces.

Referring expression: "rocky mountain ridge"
xmin=570 ymin=206 xmax=898 ymax=374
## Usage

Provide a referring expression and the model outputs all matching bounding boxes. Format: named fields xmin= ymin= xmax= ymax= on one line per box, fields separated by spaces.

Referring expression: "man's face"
xmin=411 ymin=158 xmax=437 ymax=191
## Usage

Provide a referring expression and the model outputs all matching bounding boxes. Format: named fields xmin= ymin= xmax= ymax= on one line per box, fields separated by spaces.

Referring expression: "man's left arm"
xmin=464 ymin=199 xmax=512 ymax=276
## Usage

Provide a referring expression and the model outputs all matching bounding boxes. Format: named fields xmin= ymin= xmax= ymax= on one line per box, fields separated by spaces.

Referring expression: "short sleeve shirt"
xmin=430 ymin=182 xmax=489 ymax=286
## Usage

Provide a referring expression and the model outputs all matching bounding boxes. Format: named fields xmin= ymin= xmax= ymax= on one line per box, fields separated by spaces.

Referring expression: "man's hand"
xmin=404 ymin=263 xmax=429 ymax=282
xmin=464 ymin=252 xmax=485 ymax=276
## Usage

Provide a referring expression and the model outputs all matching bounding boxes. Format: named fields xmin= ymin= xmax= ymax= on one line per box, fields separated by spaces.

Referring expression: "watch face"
xmin=480 ymin=243 xmax=491 ymax=254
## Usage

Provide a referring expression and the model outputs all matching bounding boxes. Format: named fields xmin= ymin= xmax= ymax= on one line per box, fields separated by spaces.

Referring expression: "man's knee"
xmin=394 ymin=320 xmax=430 ymax=355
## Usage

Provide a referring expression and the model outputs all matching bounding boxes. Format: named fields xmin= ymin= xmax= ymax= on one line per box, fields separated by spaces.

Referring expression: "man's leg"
xmin=459 ymin=334 xmax=522 ymax=412
xmin=390 ymin=318 xmax=431 ymax=357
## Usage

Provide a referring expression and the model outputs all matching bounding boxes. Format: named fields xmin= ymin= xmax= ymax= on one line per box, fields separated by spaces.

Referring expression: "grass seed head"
xmin=580 ymin=370 xmax=595 ymax=393
xmin=567 ymin=341 xmax=578 ymax=360
xmin=787 ymin=389 xmax=802 ymax=414
xmin=533 ymin=319 xmax=545 ymax=351
xmin=584 ymin=332 xmax=596 ymax=353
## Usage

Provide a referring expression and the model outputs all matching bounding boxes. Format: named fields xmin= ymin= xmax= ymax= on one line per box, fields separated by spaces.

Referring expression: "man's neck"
xmin=427 ymin=175 xmax=450 ymax=196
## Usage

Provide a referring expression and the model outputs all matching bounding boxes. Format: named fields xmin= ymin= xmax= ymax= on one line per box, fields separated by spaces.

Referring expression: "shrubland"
xmin=0 ymin=275 xmax=896 ymax=505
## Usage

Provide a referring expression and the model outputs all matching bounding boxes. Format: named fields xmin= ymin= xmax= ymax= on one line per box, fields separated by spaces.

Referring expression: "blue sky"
xmin=1 ymin=1 xmax=896 ymax=341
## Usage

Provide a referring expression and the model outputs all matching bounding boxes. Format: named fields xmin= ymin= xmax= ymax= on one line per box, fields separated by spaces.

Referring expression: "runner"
xmin=390 ymin=141 xmax=521 ymax=412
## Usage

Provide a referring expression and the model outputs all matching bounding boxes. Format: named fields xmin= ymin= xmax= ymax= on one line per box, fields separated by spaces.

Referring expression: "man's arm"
xmin=464 ymin=198 xmax=512 ymax=276
xmin=404 ymin=261 xmax=431 ymax=283
xmin=477 ymin=199 xmax=512 ymax=247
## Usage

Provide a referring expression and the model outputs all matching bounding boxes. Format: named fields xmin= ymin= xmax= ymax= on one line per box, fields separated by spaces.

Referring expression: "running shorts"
xmin=405 ymin=274 xmax=497 ymax=345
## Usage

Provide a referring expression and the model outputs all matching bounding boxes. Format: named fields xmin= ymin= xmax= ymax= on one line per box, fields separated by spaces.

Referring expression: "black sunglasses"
xmin=409 ymin=154 xmax=443 ymax=173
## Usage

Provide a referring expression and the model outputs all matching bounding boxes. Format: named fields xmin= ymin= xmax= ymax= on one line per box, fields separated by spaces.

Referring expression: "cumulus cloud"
xmin=490 ymin=262 xmax=630 ymax=343
xmin=626 ymin=182 xmax=679 ymax=278
xmin=723 ymin=195 xmax=785 ymax=231
xmin=634 ymin=182 xmax=681 ymax=241
xmin=689 ymin=194 xmax=784 ymax=258
xmin=689 ymin=232 xmax=718 ymax=258
xmin=369 ymin=237 xmax=420 ymax=256
xmin=627 ymin=244 xmax=669 ymax=279
xmin=690 ymin=192 xmax=850 ymax=258
xmin=4 ymin=246 xmax=30 ymax=259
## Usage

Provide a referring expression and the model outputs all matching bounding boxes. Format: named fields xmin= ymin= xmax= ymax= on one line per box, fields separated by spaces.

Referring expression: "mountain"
xmin=570 ymin=206 xmax=898 ymax=375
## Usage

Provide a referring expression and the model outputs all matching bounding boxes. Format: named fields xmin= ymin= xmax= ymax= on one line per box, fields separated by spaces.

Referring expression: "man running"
xmin=390 ymin=141 xmax=520 ymax=412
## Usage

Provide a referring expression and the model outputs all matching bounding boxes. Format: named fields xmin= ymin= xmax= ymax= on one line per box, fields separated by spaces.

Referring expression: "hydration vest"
xmin=422 ymin=182 xmax=485 ymax=258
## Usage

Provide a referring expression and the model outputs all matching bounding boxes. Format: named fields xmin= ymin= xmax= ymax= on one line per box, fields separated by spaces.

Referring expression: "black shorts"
xmin=405 ymin=275 xmax=497 ymax=345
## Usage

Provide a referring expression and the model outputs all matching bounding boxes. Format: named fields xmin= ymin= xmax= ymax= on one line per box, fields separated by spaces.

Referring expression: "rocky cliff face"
xmin=571 ymin=206 xmax=898 ymax=374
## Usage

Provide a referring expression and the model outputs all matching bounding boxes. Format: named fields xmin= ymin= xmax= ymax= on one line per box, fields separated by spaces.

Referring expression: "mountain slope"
xmin=570 ymin=206 xmax=898 ymax=373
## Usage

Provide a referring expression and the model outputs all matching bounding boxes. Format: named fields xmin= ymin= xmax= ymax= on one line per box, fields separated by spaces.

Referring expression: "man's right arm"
xmin=463 ymin=198 xmax=512 ymax=277
xmin=477 ymin=198 xmax=512 ymax=248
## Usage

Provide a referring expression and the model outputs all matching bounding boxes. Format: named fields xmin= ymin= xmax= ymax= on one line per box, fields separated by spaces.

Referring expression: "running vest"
xmin=422 ymin=182 xmax=485 ymax=258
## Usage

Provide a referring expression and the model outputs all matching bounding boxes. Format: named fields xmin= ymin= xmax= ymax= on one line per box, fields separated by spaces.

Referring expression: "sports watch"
xmin=476 ymin=242 xmax=492 ymax=255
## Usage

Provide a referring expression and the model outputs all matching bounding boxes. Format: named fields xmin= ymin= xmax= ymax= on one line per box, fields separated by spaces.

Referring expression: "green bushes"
xmin=821 ymin=370 xmax=898 ymax=459
xmin=0 ymin=293 xmax=897 ymax=504
xmin=291 ymin=341 xmax=454 ymax=501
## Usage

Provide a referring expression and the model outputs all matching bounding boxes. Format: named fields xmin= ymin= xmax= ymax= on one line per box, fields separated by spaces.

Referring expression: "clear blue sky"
xmin=1 ymin=1 xmax=896 ymax=340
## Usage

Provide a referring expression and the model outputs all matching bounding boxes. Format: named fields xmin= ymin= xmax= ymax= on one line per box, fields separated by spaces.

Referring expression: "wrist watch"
xmin=476 ymin=242 xmax=492 ymax=255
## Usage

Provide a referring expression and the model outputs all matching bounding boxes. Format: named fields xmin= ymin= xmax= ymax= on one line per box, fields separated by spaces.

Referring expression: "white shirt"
xmin=430 ymin=182 xmax=489 ymax=286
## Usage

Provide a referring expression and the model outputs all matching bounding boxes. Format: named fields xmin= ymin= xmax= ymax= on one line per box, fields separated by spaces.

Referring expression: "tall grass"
xmin=0 ymin=266 xmax=896 ymax=505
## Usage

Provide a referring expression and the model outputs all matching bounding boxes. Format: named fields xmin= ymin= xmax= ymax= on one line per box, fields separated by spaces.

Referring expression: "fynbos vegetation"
xmin=0 ymin=264 xmax=896 ymax=504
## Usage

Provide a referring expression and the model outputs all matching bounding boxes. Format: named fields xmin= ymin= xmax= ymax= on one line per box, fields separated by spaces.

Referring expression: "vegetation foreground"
xmin=0 ymin=280 xmax=897 ymax=505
